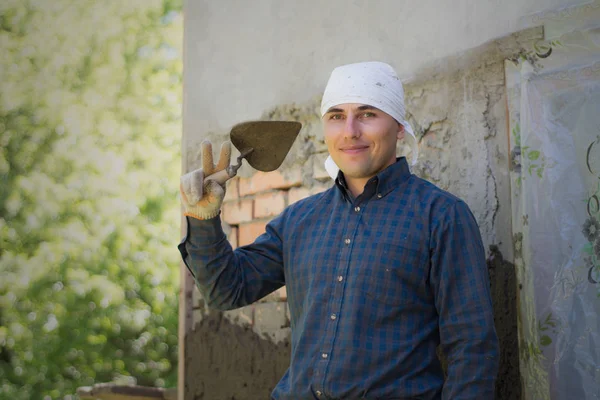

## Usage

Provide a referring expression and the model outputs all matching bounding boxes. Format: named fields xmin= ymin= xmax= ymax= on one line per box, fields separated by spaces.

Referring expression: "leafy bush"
xmin=0 ymin=1 xmax=183 ymax=398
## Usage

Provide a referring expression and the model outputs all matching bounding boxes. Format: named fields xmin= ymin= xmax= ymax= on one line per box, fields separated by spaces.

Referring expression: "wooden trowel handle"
xmin=204 ymin=168 xmax=234 ymax=186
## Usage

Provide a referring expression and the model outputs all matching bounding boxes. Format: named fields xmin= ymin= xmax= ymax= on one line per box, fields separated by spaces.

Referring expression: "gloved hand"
xmin=180 ymin=140 xmax=232 ymax=220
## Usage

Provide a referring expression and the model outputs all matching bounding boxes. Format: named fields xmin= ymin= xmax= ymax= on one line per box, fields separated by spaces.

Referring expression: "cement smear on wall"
xmin=488 ymin=246 xmax=522 ymax=400
xmin=185 ymin=311 xmax=291 ymax=400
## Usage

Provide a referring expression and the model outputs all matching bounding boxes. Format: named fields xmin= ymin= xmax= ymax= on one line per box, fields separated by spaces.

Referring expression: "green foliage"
xmin=527 ymin=150 xmax=540 ymax=161
xmin=538 ymin=312 xmax=559 ymax=347
xmin=0 ymin=0 xmax=183 ymax=398
xmin=521 ymin=146 xmax=546 ymax=179
xmin=512 ymin=123 xmax=521 ymax=147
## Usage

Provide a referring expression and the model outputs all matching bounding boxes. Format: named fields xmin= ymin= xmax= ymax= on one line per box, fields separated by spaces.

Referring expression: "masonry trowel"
xmin=204 ymin=121 xmax=302 ymax=185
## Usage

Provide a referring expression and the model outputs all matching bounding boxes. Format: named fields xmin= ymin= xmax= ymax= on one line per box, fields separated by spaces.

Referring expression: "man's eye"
xmin=330 ymin=114 xmax=344 ymax=120
xmin=362 ymin=112 xmax=375 ymax=118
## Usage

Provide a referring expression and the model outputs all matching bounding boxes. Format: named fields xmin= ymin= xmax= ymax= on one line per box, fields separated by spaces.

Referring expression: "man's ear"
xmin=397 ymin=123 xmax=405 ymax=140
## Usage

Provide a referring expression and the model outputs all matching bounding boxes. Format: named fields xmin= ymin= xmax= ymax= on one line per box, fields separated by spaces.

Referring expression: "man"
xmin=179 ymin=61 xmax=499 ymax=399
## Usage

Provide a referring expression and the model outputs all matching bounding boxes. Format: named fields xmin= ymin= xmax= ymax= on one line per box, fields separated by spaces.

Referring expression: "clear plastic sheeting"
xmin=505 ymin=26 xmax=600 ymax=399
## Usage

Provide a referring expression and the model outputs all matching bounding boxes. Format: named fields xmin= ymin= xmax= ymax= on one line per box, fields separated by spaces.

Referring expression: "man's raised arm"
xmin=178 ymin=140 xmax=285 ymax=311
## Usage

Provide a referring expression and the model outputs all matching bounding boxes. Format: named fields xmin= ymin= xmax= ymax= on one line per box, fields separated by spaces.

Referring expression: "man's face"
xmin=322 ymin=103 xmax=405 ymax=180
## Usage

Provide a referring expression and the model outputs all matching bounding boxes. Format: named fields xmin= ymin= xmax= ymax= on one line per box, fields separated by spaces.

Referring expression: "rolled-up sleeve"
xmin=178 ymin=213 xmax=285 ymax=311
xmin=429 ymin=200 xmax=500 ymax=399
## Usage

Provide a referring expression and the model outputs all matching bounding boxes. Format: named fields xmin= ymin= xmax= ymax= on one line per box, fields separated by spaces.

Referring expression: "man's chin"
xmin=332 ymin=158 xmax=377 ymax=179
xmin=339 ymin=167 xmax=371 ymax=180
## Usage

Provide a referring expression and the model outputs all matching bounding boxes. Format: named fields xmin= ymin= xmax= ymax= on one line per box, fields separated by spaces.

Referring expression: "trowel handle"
xmin=204 ymin=168 xmax=235 ymax=186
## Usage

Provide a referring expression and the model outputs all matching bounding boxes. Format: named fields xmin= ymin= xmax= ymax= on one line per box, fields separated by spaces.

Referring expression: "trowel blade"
xmin=230 ymin=121 xmax=302 ymax=172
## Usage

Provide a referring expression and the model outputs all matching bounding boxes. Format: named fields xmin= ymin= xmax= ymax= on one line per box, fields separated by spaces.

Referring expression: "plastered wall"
xmin=183 ymin=0 xmax=589 ymax=135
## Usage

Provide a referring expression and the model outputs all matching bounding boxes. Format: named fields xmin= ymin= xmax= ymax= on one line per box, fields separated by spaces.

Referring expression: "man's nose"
xmin=344 ymin=115 xmax=360 ymax=139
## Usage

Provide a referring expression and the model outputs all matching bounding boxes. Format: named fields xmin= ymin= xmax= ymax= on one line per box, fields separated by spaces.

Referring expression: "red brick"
xmin=222 ymin=199 xmax=253 ymax=225
xmin=238 ymin=221 xmax=268 ymax=247
xmin=239 ymin=169 xmax=302 ymax=196
xmin=254 ymin=192 xmax=286 ymax=218
xmin=276 ymin=286 xmax=287 ymax=301
xmin=228 ymin=226 xmax=238 ymax=249
xmin=223 ymin=177 xmax=240 ymax=202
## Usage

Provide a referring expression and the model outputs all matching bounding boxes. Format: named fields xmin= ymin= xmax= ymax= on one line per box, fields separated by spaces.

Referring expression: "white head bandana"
xmin=320 ymin=61 xmax=418 ymax=179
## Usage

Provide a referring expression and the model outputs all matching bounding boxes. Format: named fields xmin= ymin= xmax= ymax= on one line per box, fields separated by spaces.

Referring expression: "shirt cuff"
xmin=178 ymin=215 xmax=227 ymax=260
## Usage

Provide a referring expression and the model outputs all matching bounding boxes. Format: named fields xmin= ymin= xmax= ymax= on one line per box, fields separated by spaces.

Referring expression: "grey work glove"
xmin=180 ymin=140 xmax=232 ymax=220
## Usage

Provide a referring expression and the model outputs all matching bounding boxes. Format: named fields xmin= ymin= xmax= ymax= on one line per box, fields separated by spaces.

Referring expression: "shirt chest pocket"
xmin=356 ymin=239 xmax=430 ymax=306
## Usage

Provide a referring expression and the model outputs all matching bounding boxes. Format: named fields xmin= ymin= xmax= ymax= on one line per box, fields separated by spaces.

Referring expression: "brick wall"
xmin=191 ymin=167 xmax=332 ymax=342
xmin=222 ymin=169 xmax=331 ymax=299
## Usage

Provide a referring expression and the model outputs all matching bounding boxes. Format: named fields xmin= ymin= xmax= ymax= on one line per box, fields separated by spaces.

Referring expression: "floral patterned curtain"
xmin=505 ymin=26 xmax=600 ymax=399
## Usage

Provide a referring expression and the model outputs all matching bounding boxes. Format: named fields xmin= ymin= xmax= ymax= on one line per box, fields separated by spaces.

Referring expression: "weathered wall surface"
xmin=182 ymin=1 xmax=587 ymax=399
xmin=185 ymin=311 xmax=291 ymax=400
xmin=183 ymin=0 xmax=589 ymax=136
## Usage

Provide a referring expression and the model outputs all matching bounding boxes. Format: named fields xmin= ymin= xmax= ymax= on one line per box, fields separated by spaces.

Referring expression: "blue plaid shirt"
xmin=179 ymin=157 xmax=499 ymax=399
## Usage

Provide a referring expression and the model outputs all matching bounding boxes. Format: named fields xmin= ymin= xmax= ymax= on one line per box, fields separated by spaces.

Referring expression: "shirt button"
xmin=337 ymin=276 xmax=343 ymax=282
xmin=322 ymin=353 xmax=328 ymax=359
xmin=354 ymin=206 xmax=360 ymax=212
xmin=377 ymin=193 xmax=382 ymax=199
xmin=316 ymin=391 xmax=322 ymax=397
xmin=330 ymin=313 xmax=336 ymax=320
xmin=344 ymin=238 xmax=351 ymax=245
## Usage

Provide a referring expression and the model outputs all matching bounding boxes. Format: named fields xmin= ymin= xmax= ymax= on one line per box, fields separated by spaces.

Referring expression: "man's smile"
xmin=340 ymin=145 xmax=369 ymax=154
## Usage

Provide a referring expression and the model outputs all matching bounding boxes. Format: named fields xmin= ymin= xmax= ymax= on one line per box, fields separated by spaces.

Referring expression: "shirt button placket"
xmin=321 ymin=201 xmax=352 ymax=397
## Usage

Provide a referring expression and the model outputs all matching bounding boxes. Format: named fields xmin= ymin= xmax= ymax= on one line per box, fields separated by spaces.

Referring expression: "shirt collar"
xmin=335 ymin=157 xmax=412 ymax=202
